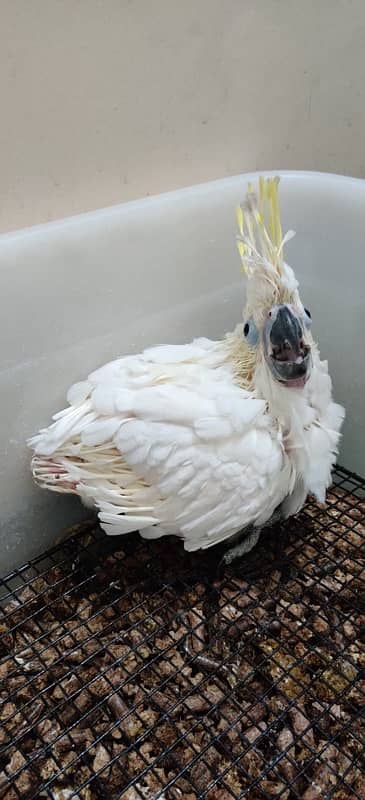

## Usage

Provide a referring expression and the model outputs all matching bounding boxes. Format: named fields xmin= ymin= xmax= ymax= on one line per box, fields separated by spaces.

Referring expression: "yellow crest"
xmin=236 ymin=176 xmax=294 ymax=278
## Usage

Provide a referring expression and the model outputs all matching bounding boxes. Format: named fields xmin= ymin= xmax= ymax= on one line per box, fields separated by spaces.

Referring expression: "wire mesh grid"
xmin=0 ymin=465 xmax=364 ymax=800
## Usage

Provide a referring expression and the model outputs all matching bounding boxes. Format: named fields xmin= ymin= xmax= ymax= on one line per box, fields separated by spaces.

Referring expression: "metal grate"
xmin=0 ymin=465 xmax=364 ymax=800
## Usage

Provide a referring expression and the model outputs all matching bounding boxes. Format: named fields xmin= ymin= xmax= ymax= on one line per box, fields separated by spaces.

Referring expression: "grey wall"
xmin=1 ymin=1 xmax=365 ymax=233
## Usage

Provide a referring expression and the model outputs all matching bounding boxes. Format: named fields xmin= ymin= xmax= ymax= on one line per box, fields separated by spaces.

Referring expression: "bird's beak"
xmin=264 ymin=305 xmax=311 ymax=388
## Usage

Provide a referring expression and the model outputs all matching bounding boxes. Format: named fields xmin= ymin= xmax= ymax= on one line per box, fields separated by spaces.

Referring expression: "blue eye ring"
xmin=243 ymin=318 xmax=259 ymax=346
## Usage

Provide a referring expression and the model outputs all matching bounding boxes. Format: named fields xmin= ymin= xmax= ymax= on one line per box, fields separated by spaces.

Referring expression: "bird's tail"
xmin=31 ymin=454 xmax=80 ymax=495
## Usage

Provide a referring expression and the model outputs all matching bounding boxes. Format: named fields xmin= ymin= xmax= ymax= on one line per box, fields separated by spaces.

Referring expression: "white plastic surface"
xmin=0 ymin=171 xmax=364 ymax=572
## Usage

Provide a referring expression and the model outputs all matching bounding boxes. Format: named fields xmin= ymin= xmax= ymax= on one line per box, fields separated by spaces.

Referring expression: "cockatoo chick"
xmin=29 ymin=177 xmax=345 ymax=560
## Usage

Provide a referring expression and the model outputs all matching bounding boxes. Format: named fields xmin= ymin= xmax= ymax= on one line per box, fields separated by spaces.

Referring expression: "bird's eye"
xmin=304 ymin=307 xmax=312 ymax=327
xmin=243 ymin=318 xmax=259 ymax=346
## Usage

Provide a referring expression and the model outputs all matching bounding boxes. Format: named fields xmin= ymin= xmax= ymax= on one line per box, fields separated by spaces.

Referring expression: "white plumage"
xmin=29 ymin=178 xmax=345 ymax=554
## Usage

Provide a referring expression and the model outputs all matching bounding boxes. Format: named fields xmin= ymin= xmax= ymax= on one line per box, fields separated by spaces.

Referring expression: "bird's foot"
xmin=221 ymin=527 xmax=262 ymax=568
xmin=218 ymin=507 xmax=283 ymax=571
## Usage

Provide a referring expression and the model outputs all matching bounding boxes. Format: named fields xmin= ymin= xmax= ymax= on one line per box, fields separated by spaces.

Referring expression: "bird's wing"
xmin=113 ymin=396 xmax=290 ymax=550
xmin=31 ymin=340 xmax=290 ymax=549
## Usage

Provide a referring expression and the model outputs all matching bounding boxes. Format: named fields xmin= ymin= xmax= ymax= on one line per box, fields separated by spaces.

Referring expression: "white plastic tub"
xmin=1 ymin=171 xmax=364 ymax=572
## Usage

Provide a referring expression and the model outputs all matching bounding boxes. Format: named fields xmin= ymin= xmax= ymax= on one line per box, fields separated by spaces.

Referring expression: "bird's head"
xmin=237 ymin=177 xmax=313 ymax=389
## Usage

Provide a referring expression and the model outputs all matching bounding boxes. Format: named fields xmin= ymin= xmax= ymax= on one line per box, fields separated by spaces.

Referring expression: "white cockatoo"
xmin=29 ymin=177 xmax=345 ymax=562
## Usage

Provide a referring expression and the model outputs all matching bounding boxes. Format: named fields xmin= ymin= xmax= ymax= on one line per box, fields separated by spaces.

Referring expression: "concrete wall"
xmin=1 ymin=0 xmax=364 ymax=233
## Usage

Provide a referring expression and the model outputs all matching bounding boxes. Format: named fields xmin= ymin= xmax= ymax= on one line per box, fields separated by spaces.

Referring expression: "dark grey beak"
xmin=267 ymin=305 xmax=311 ymax=386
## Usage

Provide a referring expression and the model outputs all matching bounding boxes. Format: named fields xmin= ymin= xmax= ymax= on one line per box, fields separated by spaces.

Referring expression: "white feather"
xmin=67 ymin=381 xmax=92 ymax=406
xmin=80 ymin=418 xmax=121 ymax=447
